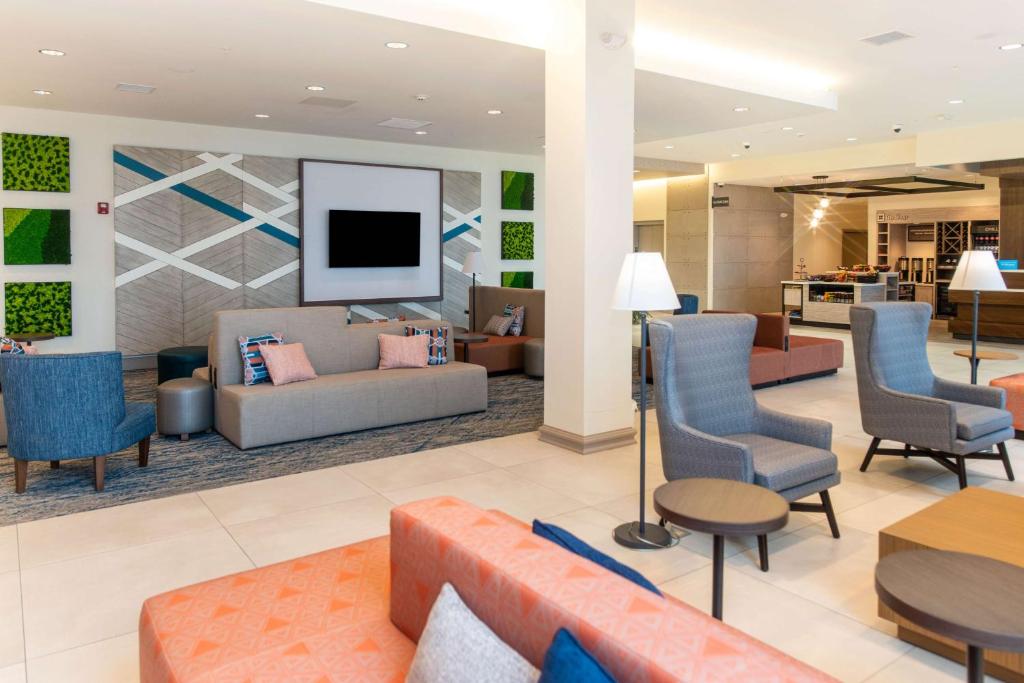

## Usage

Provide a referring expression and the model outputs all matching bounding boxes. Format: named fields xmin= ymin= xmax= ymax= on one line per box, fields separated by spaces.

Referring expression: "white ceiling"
xmin=3 ymin=0 xmax=1023 ymax=165
xmin=0 ymin=0 xmax=821 ymax=156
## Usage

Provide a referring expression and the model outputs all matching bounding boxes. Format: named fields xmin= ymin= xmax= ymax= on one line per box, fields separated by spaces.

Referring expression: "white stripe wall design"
xmin=113 ymin=147 xmax=481 ymax=355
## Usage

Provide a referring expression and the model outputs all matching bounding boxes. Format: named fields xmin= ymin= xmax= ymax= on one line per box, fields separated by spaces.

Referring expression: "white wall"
xmin=632 ymin=178 xmax=667 ymax=222
xmin=0 ymin=105 xmax=544 ymax=352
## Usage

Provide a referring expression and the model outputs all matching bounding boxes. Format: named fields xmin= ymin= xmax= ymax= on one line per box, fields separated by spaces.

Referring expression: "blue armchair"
xmin=0 ymin=352 xmax=155 ymax=493
xmin=850 ymin=302 xmax=1014 ymax=489
xmin=649 ymin=313 xmax=841 ymax=545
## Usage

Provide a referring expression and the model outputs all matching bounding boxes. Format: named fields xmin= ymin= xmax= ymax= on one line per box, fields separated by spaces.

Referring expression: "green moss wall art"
xmin=4 ymin=281 xmax=72 ymax=337
xmin=2 ymin=132 xmax=71 ymax=192
xmin=3 ymin=208 xmax=71 ymax=264
xmin=500 ymin=221 xmax=534 ymax=260
xmin=501 ymin=271 xmax=534 ymax=289
xmin=501 ymin=170 xmax=534 ymax=210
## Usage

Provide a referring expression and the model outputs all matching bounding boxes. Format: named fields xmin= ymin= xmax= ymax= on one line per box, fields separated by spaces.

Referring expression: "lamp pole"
xmin=971 ymin=289 xmax=979 ymax=385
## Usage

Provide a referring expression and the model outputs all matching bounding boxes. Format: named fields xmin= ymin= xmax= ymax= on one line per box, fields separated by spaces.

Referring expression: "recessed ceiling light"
xmin=846 ymin=137 xmax=858 ymax=142
xmin=948 ymin=98 xmax=965 ymax=104
xmin=664 ymin=144 xmax=674 ymax=149
xmin=781 ymin=126 xmax=794 ymax=131
xmin=733 ymin=106 xmax=749 ymax=112
xmin=38 ymin=49 xmax=64 ymax=57
xmin=305 ymin=85 xmax=325 ymax=91
xmin=999 ymin=43 xmax=1023 ymax=51
xmin=32 ymin=89 xmax=52 ymax=96
xmin=486 ymin=109 xmax=503 ymax=115
xmin=254 ymin=113 xmax=270 ymax=119
xmin=414 ymin=130 xmax=428 ymax=135
xmin=385 ymin=42 xmax=409 ymax=49
xmin=796 ymin=132 xmax=806 ymax=137
xmin=633 ymin=169 xmax=639 ymax=173
xmin=731 ymin=153 xmax=741 ymax=158
xmin=414 ymin=94 xmax=430 ymax=101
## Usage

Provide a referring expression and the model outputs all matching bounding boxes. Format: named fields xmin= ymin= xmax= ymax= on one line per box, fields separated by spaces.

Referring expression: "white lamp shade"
xmin=612 ymin=252 xmax=680 ymax=311
xmin=949 ymin=250 xmax=1007 ymax=291
xmin=461 ymin=251 xmax=483 ymax=275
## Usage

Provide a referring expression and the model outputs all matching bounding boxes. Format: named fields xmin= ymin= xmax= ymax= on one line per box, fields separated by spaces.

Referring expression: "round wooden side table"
xmin=653 ymin=478 xmax=789 ymax=620
xmin=954 ymin=349 xmax=1019 ymax=375
xmin=875 ymin=549 xmax=1024 ymax=683
xmin=8 ymin=332 xmax=54 ymax=346
xmin=454 ymin=333 xmax=488 ymax=365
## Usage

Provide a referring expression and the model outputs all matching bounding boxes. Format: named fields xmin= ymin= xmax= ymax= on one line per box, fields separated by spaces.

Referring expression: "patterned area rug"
xmin=1 ymin=364 xmax=653 ymax=525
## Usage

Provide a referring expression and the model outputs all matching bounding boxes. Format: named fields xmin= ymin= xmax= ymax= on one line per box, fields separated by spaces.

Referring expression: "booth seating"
xmin=991 ymin=373 xmax=1024 ymax=438
xmin=138 ymin=497 xmax=835 ymax=683
xmin=646 ymin=311 xmax=844 ymax=387
xmin=455 ymin=286 xmax=544 ymax=374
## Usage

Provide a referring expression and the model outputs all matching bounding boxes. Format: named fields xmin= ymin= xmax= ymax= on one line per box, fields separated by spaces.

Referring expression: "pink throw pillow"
xmin=260 ymin=342 xmax=318 ymax=386
xmin=379 ymin=333 xmax=429 ymax=370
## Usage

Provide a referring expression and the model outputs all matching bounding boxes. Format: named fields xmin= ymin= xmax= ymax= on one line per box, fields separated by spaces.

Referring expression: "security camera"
xmin=743 ymin=142 xmax=751 ymax=150
xmin=892 ymin=124 xmax=903 ymax=134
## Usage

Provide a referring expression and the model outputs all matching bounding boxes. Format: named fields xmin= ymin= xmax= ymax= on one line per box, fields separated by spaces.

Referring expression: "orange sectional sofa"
xmin=139 ymin=497 xmax=834 ymax=682
xmin=454 ymin=285 xmax=544 ymax=374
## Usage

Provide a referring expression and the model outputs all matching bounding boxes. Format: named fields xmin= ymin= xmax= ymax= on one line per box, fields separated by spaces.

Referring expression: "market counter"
xmin=782 ymin=280 xmax=888 ymax=328
xmin=949 ymin=287 xmax=1024 ymax=343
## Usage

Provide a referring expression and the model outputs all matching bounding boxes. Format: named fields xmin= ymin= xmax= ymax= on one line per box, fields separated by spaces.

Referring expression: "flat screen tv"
xmin=328 ymin=209 xmax=421 ymax=268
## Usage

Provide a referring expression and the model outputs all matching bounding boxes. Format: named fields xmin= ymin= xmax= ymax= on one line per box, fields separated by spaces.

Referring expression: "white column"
xmin=540 ymin=0 xmax=637 ymax=453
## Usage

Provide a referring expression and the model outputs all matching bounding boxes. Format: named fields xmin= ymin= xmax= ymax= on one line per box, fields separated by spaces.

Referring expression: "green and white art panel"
xmin=501 ymin=170 xmax=534 ymax=210
xmin=2 ymin=132 xmax=71 ymax=192
xmin=4 ymin=281 xmax=72 ymax=337
xmin=3 ymin=208 xmax=71 ymax=265
xmin=500 ymin=221 xmax=534 ymax=260
xmin=501 ymin=271 xmax=534 ymax=289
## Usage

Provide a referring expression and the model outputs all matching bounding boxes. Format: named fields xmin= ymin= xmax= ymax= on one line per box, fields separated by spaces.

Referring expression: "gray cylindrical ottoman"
xmin=524 ymin=338 xmax=544 ymax=378
xmin=157 ymin=377 xmax=213 ymax=441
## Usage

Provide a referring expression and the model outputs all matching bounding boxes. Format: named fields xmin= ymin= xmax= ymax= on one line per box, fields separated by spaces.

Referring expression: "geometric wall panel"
xmin=4 ymin=281 xmax=72 ymax=337
xmin=113 ymin=146 xmax=482 ymax=354
xmin=3 ymin=208 xmax=71 ymax=264
xmin=2 ymin=132 xmax=71 ymax=192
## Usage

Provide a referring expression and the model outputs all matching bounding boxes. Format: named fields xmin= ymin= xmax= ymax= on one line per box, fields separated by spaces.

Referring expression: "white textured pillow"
xmin=482 ymin=314 xmax=514 ymax=336
xmin=406 ymin=583 xmax=538 ymax=683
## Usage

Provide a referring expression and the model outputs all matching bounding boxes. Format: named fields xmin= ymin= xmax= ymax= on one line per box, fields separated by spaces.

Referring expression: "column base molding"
xmin=538 ymin=424 xmax=636 ymax=454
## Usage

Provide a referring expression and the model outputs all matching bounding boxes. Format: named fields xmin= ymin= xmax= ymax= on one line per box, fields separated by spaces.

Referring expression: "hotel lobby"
xmin=1 ymin=1 xmax=1023 ymax=682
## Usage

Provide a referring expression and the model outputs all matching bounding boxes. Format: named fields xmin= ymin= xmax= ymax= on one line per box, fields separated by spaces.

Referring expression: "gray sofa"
xmin=207 ymin=307 xmax=487 ymax=449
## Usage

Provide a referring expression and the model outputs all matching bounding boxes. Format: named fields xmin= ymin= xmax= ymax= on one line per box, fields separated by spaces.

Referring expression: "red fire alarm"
xmin=97 ymin=202 xmax=110 ymax=215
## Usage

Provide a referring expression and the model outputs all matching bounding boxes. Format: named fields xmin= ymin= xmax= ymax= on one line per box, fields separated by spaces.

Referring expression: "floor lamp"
xmin=949 ymin=251 xmax=1006 ymax=384
xmin=612 ymin=252 xmax=681 ymax=550
xmin=462 ymin=251 xmax=484 ymax=331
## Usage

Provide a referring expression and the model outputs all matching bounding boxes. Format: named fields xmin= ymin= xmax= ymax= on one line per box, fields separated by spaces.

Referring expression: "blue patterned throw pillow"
xmin=0 ymin=337 xmax=27 ymax=355
xmin=238 ymin=332 xmax=284 ymax=385
xmin=405 ymin=325 xmax=449 ymax=365
xmin=503 ymin=304 xmax=526 ymax=336
xmin=539 ymin=629 xmax=616 ymax=683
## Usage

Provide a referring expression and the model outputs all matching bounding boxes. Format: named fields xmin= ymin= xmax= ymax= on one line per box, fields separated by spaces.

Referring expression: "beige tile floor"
xmin=0 ymin=329 xmax=1021 ymax=682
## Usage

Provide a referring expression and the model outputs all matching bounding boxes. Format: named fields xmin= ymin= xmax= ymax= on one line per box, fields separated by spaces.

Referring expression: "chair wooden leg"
xmin=49 ymin=460 xmax=60 ymax=469
xmin=997 ymin=442 xmax=1014 ymax=481
xmin=179 ymin=433 xmax=189 ymax=442
xmin=138 ymin=436 xmax=150 ymax=467
xmin=903 ymin=444 xmax=911 ymax=459
xmin=956 ymin=455 xmax=968 ymax=489
xmin=757 ymin=534 xmax=769 ymax=572
xmin=14 ymin=459 xmax=27 ymax=494
xmin=94 ymin=456 xmax=105 ymax=492
xmin=821 ymin=490 xmax=840 ymax=539
xmin=860 ymin=437 xmax=881 ymax=472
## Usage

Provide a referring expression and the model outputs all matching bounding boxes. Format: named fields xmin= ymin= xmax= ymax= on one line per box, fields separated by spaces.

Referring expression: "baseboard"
xmin=538 ymin=424 xmax=636 ymax=454
xmin=124 ymin=354 xmax=157 ymax=371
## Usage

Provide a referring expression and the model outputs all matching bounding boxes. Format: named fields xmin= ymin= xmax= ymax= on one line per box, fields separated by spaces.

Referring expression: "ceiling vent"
xmin=300 ymin=96 xmax=357 ymax=109
xmin=860 ymin=30 xmax=913 ymax=46
xmin=116 ymin=82 xmax=156 ymax=94
xmin=376 ymin=117 xmax=432 ymax=130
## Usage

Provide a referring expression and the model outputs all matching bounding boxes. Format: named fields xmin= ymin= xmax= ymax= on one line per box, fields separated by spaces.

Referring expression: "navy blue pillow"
xmin=531 ymin=520 xmax=662 ymax=596
xmin=539 ymin=628 xmax=616 ymax=683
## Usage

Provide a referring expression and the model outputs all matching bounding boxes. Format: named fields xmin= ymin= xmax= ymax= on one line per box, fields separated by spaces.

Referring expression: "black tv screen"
xmin=328 ymin=209 xmax=421 ymax=268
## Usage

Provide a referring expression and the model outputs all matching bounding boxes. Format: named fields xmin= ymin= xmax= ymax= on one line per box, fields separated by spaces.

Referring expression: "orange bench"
xmin=991 ymin=373 xmax=1024 ymax=437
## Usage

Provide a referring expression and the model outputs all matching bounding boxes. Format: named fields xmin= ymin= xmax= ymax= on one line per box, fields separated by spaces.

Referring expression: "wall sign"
xmin=877 ymin=211 xmax=910 ymax=223
xmin=712 ymin=196 xmax=730 ymax=208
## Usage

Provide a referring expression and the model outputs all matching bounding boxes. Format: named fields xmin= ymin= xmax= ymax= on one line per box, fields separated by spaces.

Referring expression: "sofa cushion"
xmin=139 ymin=536 xmax=414 ymax=683
xmin=991 ymin=373 xmax=1024 ymax=430
xmin=260 ymin=342 xmax=318 ymax=385
xmin=951 ymin=401 xmax=1014 ymax=440
xmin=724 ymin=433 xmax=838 ymax=492
xmin=378 ymin=333 xmax=429 ymax=370
xmin=503 ymin=304 xmax=526 ymax=336
xmin=539 ymin=629 xmax=615 ymax=683
xmin=455 ymin=334 xmax=534 ymax=374
xmin=532 ymin=520 xmax=661 ymax=595
xmin=406 ymin=325 xmax=450 ymax=365
xmin=750 ymin=346 xmax=787 ymax=386
xmin=391 ymin=497 xmax=836 ymax=683
xmin=482 ymin=314 xmax=515 ymax=336
xmin=406 ymin=583 xmax=538 ymax=683
xmin=238 ymin=332 xmax=283 ymax=385
xmin=787 ymin=335 xmax=844 ymax=379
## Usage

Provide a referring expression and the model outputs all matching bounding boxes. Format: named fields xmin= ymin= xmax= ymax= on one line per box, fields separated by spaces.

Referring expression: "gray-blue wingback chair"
xmin=850 ymin=302 xmax=1014 ymax=489
xmin=0 ymin=352 xmax=155 ymax=493
xmin=649 ymin=314 xmax=841 ymax=546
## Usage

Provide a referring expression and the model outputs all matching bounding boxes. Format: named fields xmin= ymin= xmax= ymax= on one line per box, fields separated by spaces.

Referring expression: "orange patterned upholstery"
xmin=140 ymin=498 xmax=834 ymax=682
xmin=390 ymin=497 xmax=836 ymax=683
xmin=139 ymin=536 xmax=413 ymax=683
xmin=991 ymin=373 xmax=1024 ymax=432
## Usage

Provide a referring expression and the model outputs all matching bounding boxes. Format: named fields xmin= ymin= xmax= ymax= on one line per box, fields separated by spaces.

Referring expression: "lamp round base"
xmin=613 ymin=521 xmax=677 ymax=550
